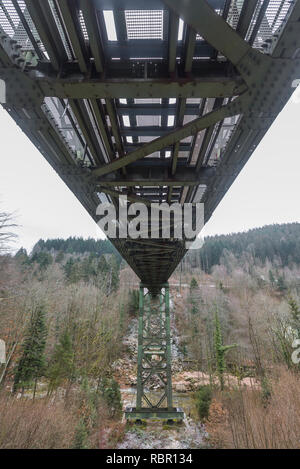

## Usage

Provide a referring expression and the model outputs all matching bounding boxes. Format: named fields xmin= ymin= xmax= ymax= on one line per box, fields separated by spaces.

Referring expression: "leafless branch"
xmin=0 ymin=210 xmax=18 ymax=253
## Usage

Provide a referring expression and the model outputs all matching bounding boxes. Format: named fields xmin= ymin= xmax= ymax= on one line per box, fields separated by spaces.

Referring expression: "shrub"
xmin=100 ymin=377 xmax=122 ymax=418
xmin=73 ymin=419 xmax=89 ymax=449
xmin=195 ymin=385 xmax=212 ymax=420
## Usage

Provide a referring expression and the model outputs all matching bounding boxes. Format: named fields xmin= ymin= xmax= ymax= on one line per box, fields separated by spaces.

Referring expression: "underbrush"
xmin=0 ymin=393 xmax=77 ymax=449
xmin=0 ymin=379 xmax=124 ymax=449
xmin=194 ymin=385 xmax=212 ymax=421
xmin=206 ymin=367 xmax=300 ymax=449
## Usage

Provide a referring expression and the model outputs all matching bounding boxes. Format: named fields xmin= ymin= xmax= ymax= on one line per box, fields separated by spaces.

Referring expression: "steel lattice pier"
xmin=125 ymin=283 xmax=183 ymax=421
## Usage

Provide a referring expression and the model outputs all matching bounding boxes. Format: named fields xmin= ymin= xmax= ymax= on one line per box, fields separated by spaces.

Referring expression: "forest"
xmin=33 ymin=237 xmax=121 ymax=259
xmin=187 ymin=223 xmax=300 ymax=273
xmin=0 ymin=215 xmax=300 ymax=449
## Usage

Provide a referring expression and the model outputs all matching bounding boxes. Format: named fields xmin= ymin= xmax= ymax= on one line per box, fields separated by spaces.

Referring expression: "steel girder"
xmin=30 ymin=76 xmax=246 ymax=100
xmin=0 ymin=0 xmax=300 ymax=288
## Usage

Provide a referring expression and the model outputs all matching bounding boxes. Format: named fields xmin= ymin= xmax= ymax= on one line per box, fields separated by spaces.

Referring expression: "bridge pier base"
xmin=125 ymin=283 xmax=183 ymax=422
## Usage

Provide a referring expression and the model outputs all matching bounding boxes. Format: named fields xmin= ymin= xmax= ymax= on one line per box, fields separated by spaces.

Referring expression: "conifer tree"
xmin=30 ymin=251 xmax=53 ymax=271
xmin=73 ymin=419 xmax=89 ymax=449
xmin=55 ymin=250 xmax=64 ymax=263
xmin=107 ymin=255 xmax=120 ymax=295
xmin=288 ymin=296 xmax=300 ymax=339
xmin=47 ymin=330 xmax=74 ymax=396
xmin=64 ymin=258 xmax=80 ymax=283
xmin=100 ymin=377 xmax=122 ymax=418
xmin=214 ymin=310 xmax=237 ymax=390
xmin=15 ymin=247 xmax=29 ymax=265
xmin=190 ymin=277 xmax=198 ymax=290
xmin=119 ymin=303 xmax=125 ymax=331
xmin=277 ymin=275 xmax=287 ymax=293
xmin=269 ymin=270 xmax=275 ymax=286
xmin=13 ymin=305 xmax=47 ymax=397
xmin=98 ymin=255 xmax=109 ymax=275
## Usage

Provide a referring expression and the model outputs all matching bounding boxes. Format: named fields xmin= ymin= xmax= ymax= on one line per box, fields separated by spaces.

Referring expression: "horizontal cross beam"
xmin=121 ymin=123 xmax=233 ymax=137
xmin=97 ymin=0 xmax=224 ymax=9
xmin=93 ymin=166 xmax=215 ymax=187
xmin=36 ymin=76 xmax=246 ymax=99
xmin=117 ymin=104 xmax=200 ymax=116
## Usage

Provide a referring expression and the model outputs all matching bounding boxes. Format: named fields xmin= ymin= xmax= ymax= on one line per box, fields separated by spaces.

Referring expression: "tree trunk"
xmin=33 ymin=377 xmax=38 ymax=401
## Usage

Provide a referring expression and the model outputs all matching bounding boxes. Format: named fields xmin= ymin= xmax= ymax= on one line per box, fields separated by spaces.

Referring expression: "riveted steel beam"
xmin=272 ymin=1 xmax=300 ymax=58
xmin=68 ymin=99 xmax=105 ymax=166
xmin=97 ymin=0 xmax=224 ymax=8
xmin=94 ymin=166 xmax=214 ymax=187
xmin=57 ymin=0 xmax=89 ymax=73
xmin=11 ymin=0 xmax=44 ymax=61
xmin=92 ymin=100 xmax=240 ymax=177
xmin=0 ymin=67 xmax=44 ymax=108
xmin=90 ymin=99 xmax=114 ymax=161
xmin=105 ymin=98 xmax=124 ymax=157
xmin=237 ymin=0 xmax=260 ymax=38
xmin=171 ymin=98 xmax=186 ymax=178
xmin=168 ymin=12 xmax=179 ymax=74
xmin=80 ymin=0 xmax=104 ymax=73
xmin=163 ymin=0 xmax=252 ymax=66
xmin=24 ymin=0 xmax=68 ymax=71
xmin=36 ymin=76 xmax=246 ymax=100
xmin=248 ymin=0 xmax=271 ymax=46
xmin=183 ymin=26 xmax=196 ymax=74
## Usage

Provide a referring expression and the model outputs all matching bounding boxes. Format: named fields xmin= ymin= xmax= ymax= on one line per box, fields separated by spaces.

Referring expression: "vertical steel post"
xmin=159 ymin=290 xmax=163 ymax=337
xmin=165 ymin=283 xmax=173 ymax=410
xmin=136 ymin=284 xmax=144 ymax=410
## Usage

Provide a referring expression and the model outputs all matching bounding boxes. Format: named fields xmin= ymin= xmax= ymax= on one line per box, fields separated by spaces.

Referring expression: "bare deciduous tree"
xmin=0 ymin=209 xmax=17 ymax=252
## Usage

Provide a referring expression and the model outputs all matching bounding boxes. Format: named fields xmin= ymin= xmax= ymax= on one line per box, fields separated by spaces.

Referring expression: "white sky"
xmin=0 ymin=91 xmax=300 ymax=253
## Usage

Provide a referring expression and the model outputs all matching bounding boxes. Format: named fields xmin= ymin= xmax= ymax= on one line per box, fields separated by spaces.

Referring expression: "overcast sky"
xmin=0 ymin=90 xmax=299 ymax=254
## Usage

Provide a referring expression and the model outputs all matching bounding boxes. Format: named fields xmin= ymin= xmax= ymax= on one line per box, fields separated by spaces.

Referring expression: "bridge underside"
xmin=1 ymin=0 xmax=300 ymax=418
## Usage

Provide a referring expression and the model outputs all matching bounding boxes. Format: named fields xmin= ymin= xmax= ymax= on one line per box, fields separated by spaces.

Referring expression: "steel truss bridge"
xmin=1 ymin=0 xmax=299 ymax=420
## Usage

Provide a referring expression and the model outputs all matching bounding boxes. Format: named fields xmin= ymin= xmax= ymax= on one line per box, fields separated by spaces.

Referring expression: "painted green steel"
xmin=91 ymin=103 xmax=237 ymax=177
xmin=37 ymin=77 xmax=244 ymax=100
xmin=136 ymin=285 xmax=144 ymax=410
xmin=164 ymin=0 xmax=251 ymax=67
xmin=165 ymin=285 xmax=173 ymax=411
xmin=125 ymin=407 xmax=184 ymax=421
xmin=133 ymin=283 xmax=175 ymax=419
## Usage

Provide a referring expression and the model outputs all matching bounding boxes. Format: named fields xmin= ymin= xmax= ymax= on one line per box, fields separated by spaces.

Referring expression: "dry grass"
xmin=0 ymin=393 xmax=78 ymax=449
xmin=206 ymin=367 xmax=300 ymax=449
xmin=98 ymin=420 xmax=127 ymax=449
